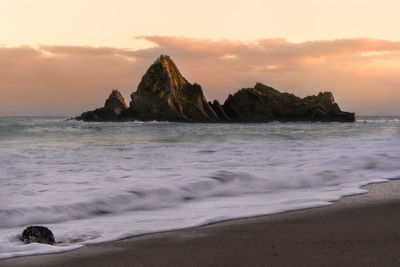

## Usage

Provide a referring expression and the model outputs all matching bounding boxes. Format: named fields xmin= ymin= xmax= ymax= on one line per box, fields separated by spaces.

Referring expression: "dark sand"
xmin=2 ymin=180 xmax=400 ymax=267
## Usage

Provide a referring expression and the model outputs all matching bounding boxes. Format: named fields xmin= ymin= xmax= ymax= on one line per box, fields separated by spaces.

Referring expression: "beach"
xmin=2 ymin=180 xmax=400 ymax=267
xmin=2 ymin=1 xmax=400 ymax=265
xmin=1 ymin=117 xmax=399 ymax=264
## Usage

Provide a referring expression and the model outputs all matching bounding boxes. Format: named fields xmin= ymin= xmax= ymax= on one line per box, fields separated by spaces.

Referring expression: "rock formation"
xmin=76 ymin=89 xmax=128 ymax=121
xmin=209 ymin=100 xmax=230 ymax=121
xmin=19 ymin=226 xmax=55 ymax=245
xmin=76 ymin=55 xmax=355 ymax=122
xmin=128 ymin=55 xmax=220 ymax=122
xmin=222 ymin=83 xmax=355 ymax=122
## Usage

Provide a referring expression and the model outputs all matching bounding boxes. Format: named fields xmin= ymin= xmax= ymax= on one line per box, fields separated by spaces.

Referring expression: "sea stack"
xmin=128 ymin=55 xmax=220 ymax=122
xmin=76 ymin=55 xmax=355 ymax=122
xmin=76 ymin=89 xmax=128 ymax=121
xmin=222 ymin=83 xmax=355 ymax=122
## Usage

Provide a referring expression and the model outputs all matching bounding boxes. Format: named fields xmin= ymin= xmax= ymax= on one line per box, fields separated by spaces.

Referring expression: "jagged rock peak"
xmin=135 ymin=55 xmax=188 ymax=96
xmin=75 ymin=89 xmax=128 ymax=121
xmin=129 ymin=55 xmax=220 ymax=122
xmin=104 ymin=89 xmax=128 ymax=110
xmin=254 ymin=82 xmax=281 ymax=94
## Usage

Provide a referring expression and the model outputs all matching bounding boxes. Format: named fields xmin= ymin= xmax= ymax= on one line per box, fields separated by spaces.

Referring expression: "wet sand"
xmin=2 ymin=180 xmax=400 ymax=267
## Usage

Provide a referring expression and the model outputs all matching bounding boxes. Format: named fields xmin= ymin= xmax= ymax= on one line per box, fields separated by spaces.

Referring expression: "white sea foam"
xmin=356 ymin=117 xmax=400 ymax=124
xmin=0 ymin=116 xmax=399 ymax=259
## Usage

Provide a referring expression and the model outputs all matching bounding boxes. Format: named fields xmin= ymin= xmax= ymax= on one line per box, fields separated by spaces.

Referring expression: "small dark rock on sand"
xmin=19 ymin=226 xmax=55 ymax=245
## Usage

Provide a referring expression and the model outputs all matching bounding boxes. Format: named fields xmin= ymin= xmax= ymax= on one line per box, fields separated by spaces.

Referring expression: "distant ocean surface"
xmin=1 ymin=116 xmax=399 ymax=259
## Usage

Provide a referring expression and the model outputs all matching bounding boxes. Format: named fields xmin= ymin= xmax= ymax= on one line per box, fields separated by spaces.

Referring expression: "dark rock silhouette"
xmin=128 ymin=55 xmax=220 ymax=122
xmin=76 ymin=90 xmax=128 ymax=121
xmin=209 ymin=100 xmax=230 ymax=121
xmin=19 ymin=226 xmax=55 ymax=245
xmin=222 ymin=83 xmax=355 ymax=122
xmin=76 ymin=55 xmax=355 ymax=122
xmin=105 ymin=89 xmax=128 ymax=112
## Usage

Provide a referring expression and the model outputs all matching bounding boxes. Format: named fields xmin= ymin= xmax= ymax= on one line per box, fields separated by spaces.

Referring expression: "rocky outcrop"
xmin=76 ymin=55 xmax=355 ymax=123
xmin=19 ymin=226 xmax=55 ymax=245
xmin=76 ymin=90 xmax=128 ymax=121
xmin=128 ymin=55 xmax=220 ymax=122
xmin=209 ymin=100 xmax=230 ymax=121
xmin=104 ymin=89 xmax=128 ymax=112
xmin=222 ymin=83 xmax=355 ymax=122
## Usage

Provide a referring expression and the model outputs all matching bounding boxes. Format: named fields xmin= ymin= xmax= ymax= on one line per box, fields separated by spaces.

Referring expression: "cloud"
xmin=0 ymin=46 xmax=143 ymax=116
xmin=38 ymin=45 xmax=137 ymax=58
xmin=1 ymin=36 xmax=400 ymax=116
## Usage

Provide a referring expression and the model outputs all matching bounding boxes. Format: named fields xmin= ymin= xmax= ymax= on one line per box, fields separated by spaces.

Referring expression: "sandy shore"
xmin=2 ymin=180 xmax=400 ymax=267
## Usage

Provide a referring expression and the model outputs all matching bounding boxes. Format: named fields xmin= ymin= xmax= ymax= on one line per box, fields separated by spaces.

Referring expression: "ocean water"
xmin=0 ymin=116 xmax=399 ymax=259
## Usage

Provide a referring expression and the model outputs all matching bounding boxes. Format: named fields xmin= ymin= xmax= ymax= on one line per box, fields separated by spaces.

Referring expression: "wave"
xmin=356 ymin=118 xmax=399 ymax=124
xmin=0 ymin=171 xmax=294 ymax=227
xmin=1 ymin=117 xmax=400 ymax=259
xmin=2 ymin=151 xmax=399 ymax=229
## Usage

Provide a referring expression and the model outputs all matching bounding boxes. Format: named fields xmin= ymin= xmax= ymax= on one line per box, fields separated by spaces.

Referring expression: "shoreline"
xmin=2 ymin=179 xmax=400 ymax=266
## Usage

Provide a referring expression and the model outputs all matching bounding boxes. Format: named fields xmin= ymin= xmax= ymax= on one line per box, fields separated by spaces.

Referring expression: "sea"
xmin=0 ymin=116 xmax=399 ymax=259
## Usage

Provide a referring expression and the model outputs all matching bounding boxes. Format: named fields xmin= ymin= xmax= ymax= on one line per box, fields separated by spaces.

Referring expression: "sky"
xmin=0 ymin=0 xmax=399 ymax=116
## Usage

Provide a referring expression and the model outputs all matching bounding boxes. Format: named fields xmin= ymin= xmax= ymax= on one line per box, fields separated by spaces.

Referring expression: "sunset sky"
xmin=1 ymin=0 xmax=399 ymax=116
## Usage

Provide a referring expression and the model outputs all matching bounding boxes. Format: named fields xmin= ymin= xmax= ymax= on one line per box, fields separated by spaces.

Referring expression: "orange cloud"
xmin=0 ymin=46 xmax=143 ymax=116
xmin=38 ymin=45 xmax=137 ymax=58
xmin=1 ymin=37 xmax=400 ymax=116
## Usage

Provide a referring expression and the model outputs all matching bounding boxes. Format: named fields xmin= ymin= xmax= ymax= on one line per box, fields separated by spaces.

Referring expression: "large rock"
xmin=75 ymin=55 xmax=355 ymax=122
xmin=20 ymin=226 xmax=55 ymax=245
xmin=128 ymin=55 xmax=220 ymax=122
xmin=76 ymin=90 xmax=128 ymax=121
xmin=222 ymin=83 xmax=355 ymax=122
